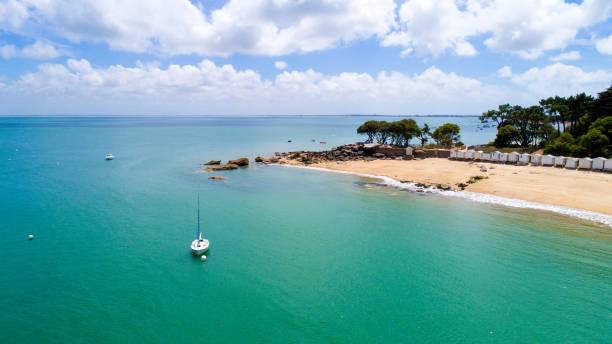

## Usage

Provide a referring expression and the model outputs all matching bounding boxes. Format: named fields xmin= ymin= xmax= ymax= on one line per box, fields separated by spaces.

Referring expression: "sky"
xmin=0 ymin=0 xmax=611 ymax=116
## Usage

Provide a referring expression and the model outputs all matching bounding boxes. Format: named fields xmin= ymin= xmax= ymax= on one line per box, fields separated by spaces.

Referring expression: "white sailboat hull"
xmin=191 ymin=239 xmax=209 ymax=255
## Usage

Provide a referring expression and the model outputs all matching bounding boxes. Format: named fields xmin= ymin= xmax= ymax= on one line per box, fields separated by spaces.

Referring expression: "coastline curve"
xmin=277 ymin=164 xmax=612 ymax=228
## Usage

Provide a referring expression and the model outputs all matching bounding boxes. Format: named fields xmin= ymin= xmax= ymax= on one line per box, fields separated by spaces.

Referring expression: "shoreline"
xmin=276 ymin=159 xmax=612 ymax=228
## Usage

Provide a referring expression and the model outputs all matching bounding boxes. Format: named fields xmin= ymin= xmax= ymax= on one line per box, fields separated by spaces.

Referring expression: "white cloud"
xmin=549 ymin=51 xmax=581 ymax=61
xmin=2 ymin=0 xmax=611 ymax=59
xmin=0 ymin=44 xmax=18 ymax=59
xmin=497 ymin=66 xmax=513 ymax=78
xmin=595 ymin=33 xmax=612 ymax=54
xmin=274 ymin=61 xmax=288 ymax=70
xmin=0 ymin=41 xmax=63 ymax=59
xmin=2 ymin=0 xmax=397 ymax=57
xmin=384 ymin=0 xmax=612 ymax=58
xmin=507 ymin=63 xmax=612 ymax=96
xmin=0 ymin=0 xmax=28 ymax=30
xmin=1 ymin=58 xmax=505 ymax=115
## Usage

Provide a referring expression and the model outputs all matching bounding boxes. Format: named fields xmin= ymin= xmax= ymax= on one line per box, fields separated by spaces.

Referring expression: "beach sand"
xmin=283 ymin=158 xmax=612 ymax=215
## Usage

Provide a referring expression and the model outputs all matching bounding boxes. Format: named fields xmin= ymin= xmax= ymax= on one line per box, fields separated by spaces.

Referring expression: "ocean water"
xmin=1 ymin=116 xmax=611 ymax=343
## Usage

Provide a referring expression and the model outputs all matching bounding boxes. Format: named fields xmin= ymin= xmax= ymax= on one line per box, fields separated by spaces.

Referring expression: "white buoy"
xmin=201 ymin=255 xmax=207 ymax=262
xmin=28 ymin=235 xmax=33 ymax=240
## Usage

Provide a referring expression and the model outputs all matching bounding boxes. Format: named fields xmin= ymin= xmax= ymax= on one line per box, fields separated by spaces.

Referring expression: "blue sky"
xmin=0 ymin=0 xmax=611 ymax=115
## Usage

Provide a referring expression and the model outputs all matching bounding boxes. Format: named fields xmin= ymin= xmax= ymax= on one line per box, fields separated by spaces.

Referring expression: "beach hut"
xmin=530 ymin=154 xmax=542 ymax=166
xmin=541 ymin=154 xmax=554 ymax=166
xmin=482 ymin=152 xmax=492 ymax=161
xmin=499 ymin=152 xmax=508 ymax=163
xmin=592 ymin=157 xmax=606 ymax=171
xmin=565 ymin=157 xmax=578 ymax=169
xmin=450 ymin=150 xmax=457 ymax=159
xmin=491 ymin=151 xmax=501 ymax=162
xmin=456 ymin=150 xmax=465 ymax=160
xmin=578 ymin=157 xmax=592 ymax=170
xmin=604 ymin=159 xmax=612 ymax=172
xmin=465 ymin=150 xmax=475 ymax=160
xmin=474 ymin=151 xmax=483 ymax=160
xmin=518 ymin=153 xmax=530 ymax=165
xmin=508 ymin=152 xmax=519 ymax=164
xmin=554 ymin=156 xmax=566 ymax=167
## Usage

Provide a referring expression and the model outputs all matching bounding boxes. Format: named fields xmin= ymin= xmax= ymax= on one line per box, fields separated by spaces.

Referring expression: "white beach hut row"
xmin=450 ymin=149 xmax=612 ymax=171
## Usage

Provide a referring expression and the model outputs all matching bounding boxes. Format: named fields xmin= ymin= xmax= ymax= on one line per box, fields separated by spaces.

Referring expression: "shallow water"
xmin=1 ymin=116 xmax=610 ymax=343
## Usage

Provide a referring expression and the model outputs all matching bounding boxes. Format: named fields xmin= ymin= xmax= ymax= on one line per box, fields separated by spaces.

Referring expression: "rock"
xmin=480 ymin=165 xmax=487 ymax=172
xmin=228 ymin=158 xmax=249 ymax=166
xmin=208 ymin=176 xmax=227 ymax=180
xmin=203 ymin=163 xmax=239 ymax=172
xmin=269 ymin=157 xmax=279 ymax=163
xmin=203 ymin=160 xmax=221 ymax=165
xmin=255 ymin=156 xmax=264 ymax=162
xmin=436 ymin=184 xmax=451 ymax=191
xmin=414 ymin=150 xmax=425 ymax=158
xmin=457 ymin=183 xmax=468 ymax=188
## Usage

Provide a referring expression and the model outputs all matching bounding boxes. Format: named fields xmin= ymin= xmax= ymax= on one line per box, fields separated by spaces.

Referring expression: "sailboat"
xmin=190 ymin=194 xmax=209 ymax=255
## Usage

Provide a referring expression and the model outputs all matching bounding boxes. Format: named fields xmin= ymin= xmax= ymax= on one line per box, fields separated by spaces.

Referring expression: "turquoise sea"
xmin=1 ymin=116 xmax=611 ymax=343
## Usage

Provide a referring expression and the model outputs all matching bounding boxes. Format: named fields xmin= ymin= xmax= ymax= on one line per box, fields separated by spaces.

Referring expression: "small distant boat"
xmin=105 ymin=154 xmax=115 ymax=160
xmin=191 ymin=194 xmax=209 ymax=256
xmin=320 ymin=141 xmax=327 ymax=144
xmin=287 ymin=140 xmax=292 ymax=142
xmin=311 ymin=139 xmax=316 ymax=142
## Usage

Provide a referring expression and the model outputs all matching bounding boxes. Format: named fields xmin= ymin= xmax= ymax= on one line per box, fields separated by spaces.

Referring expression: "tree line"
xmin=480 ymin=86 xmax=611 ymax=157
xmin=357 ymin=119 xmax=462 ymax=147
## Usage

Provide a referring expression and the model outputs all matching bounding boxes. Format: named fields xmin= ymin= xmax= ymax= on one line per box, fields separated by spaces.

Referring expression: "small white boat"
xmin=191 ymin=233 xmax=209 ymax=256
xmin=105 ymin=154 xmax=115 ymax=160
xmin=191 ymin=194 xmax=210 ymax=256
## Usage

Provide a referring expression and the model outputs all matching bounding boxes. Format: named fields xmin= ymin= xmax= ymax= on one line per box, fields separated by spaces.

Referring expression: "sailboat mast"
xmin=197 ymin=193 xmax=200 ymax=240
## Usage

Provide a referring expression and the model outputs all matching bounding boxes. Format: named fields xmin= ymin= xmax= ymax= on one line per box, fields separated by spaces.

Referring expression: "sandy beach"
xmin=282 ymin=158 xmax=612 ymax=215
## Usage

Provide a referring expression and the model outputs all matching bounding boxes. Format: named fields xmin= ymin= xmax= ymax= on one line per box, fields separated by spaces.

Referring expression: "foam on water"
xmin=281 ymin=164 xmax=612 ymax=228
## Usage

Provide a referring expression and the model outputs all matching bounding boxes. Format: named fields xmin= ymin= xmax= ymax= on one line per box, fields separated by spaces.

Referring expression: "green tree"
xmin=432 ymin=123 xmax=461 ymax=147
xmin=578 ymin=128 xmax=610 ymax=157
xmin=417 ymin=123 xmax=430 ymax=146
xmin=566 ymin=93 xmax=594 ymax=135
xmin=504 ymin=105 xmax=546 ymax=147
xmin=590 ymin=86 xmax=612 ymax=122
xmin=550 ymin=103 xmax=569 ymax=132
xmin=588 ymin=116 xmax=612 ymax=142
xmin=493 ymin=125 xmax=520 ymax=147
xmin=388 ymin=121 xmax=405 ymax=146
xmin=544 ymin=132 xmax=575 ymax=156
xmin=357 ymin=120 xmax=379 ymax=143
xmin=398 ymin=119 xmax=420 ymax=147
xmin=478 ymin=104 xmax=512 ymax=129
xmin=375 ymin=121 xmax=391 ymax=144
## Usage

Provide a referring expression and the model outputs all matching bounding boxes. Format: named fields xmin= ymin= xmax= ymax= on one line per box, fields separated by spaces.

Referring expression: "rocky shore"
xmin=266 ymin=143 xmax=451 ymax=165
xmin=199 ymin=143 xmax=612 ymax=216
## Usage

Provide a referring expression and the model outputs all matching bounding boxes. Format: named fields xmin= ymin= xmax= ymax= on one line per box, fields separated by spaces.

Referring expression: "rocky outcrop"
xmin=203 ymin=160 xmax=221 ymax=165
xmin=255 ymin=156 xmax=280 ymax=164
xmin=208 ymin=176 xmax=227 ymax=180
xmin=228 ymin=158 xmax=249 ymax=166
xmin=259 ymin=143 xmax=453 ymax=165
xmin=203 ymin=163 xmax=239 ymax=172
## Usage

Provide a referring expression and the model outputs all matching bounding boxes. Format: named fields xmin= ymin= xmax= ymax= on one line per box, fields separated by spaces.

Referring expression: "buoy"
xmin=201 ymin=255 xmax=207 ymax=262
xmin=28 ymin=235 xmax=33 ymax=240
